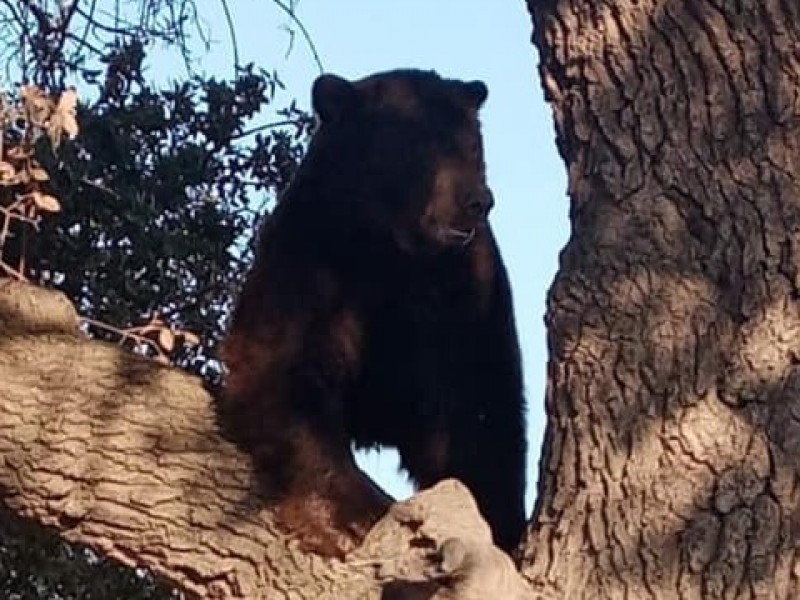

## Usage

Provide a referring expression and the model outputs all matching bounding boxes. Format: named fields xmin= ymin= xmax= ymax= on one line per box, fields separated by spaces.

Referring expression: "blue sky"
xmin=173 ymin=1 xmax=570 ymax=511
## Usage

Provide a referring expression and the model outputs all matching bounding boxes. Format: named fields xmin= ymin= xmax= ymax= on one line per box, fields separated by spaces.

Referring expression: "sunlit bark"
xmin=0 ymin=281 xmax=534 ymax=599
xmin=523 ymin=1 xmax=800 ymax=598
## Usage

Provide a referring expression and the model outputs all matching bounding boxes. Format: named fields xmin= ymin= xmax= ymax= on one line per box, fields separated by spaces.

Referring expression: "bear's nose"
xmin=463 ymin=189 xmax=494 ymax=218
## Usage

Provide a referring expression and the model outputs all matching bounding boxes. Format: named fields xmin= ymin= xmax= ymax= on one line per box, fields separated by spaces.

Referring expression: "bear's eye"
xmin=456 ymin=132 xmax=482 ymax=163
xmin=468 ymin=138 xmax=481 ymax=160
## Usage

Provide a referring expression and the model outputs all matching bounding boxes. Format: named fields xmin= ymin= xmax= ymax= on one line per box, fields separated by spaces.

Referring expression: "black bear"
xmin=221 ymin=69 xmax=526 ymax=557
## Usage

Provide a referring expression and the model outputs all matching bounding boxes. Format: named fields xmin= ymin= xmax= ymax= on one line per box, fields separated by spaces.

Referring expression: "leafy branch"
xmin=0 ymin=83 xmax=205 ymax=364
xmin=0 ymin=86 xmax=75 ymax=278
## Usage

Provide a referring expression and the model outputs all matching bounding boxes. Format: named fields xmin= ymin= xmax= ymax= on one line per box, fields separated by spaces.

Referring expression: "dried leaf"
xmin=29 ymin=165 xmax=49 ymax=182
xmin=182 ymin=331 xmax=201 ymax=347
xmin=0 ymin=161 xmax=15 ymax=182
xmin=20 ymin=85 xmax=45 ymax=104
xmin=49 ymin=88 xmax=79 ymax=147
xmin=21 ymin=85 xmax=52 ymax=127
xmin=6 ymin=146 xmax=30 ymax=160
xmin=158 ymin=328 xmax=175 ymax=352
xmin=31 ymin=192 xmax=61 ymax=213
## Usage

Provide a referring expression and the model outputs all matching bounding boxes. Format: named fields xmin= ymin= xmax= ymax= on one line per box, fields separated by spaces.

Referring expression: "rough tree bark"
xmin=0 ymin=280 xmax=533 ymax=599
xmin=8 ymin=1 xmax=800 ymax=597
xmin=522 ymin=0 xmax=800 ymax=598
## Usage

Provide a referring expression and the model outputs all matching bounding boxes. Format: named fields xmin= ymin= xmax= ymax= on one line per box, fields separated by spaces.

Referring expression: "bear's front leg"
xmin=266 ymin=421 xmax=393 ymax=559
xmin=397 ymin=407 xmax=526 ymax=554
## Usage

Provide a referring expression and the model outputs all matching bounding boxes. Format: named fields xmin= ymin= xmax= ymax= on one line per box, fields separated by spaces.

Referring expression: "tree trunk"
xmin=522 ymin=0 xmax=800 ymax=598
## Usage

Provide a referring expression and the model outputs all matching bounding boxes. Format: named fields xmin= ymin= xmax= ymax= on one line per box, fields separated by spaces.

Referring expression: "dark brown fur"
xmin=221 ymin=69 xmax=526 ymax=557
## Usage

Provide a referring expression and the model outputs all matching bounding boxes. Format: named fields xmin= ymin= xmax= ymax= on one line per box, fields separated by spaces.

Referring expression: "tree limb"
xmin=0 ymin=280 xmax=536 ymax=599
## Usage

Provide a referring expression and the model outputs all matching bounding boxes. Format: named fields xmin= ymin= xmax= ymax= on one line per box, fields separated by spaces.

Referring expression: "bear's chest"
xmin=358 ymin=271 xmax=486 ymax=380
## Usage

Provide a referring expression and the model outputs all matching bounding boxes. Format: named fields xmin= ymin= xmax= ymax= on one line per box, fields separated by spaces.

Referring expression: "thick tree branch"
xmin=0 ymin=280 xmax=535 ymax=599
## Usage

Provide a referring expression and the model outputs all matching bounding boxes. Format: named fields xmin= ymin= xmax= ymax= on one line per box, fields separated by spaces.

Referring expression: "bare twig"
xmin=81 ymin=316 xmax=171 ymax=363
xmin=218 ymin=0 xmax=240 ymax=72
xmin=233 ymin=117 xmax=308 ymax=141
xmin=0 ymin=203 xmax=41 ymax=227
xmin=80 ymin=176 xmax=122 ymax=200
xmin=71 ymin=0 xmax=99 ymax=66
xmin=0 ymin=258 xmax=26 ymax=280
xmin=272 ymin=0 xmax=324 ymax=73
xmin=81 ymin=314 xmax=200 ymax=365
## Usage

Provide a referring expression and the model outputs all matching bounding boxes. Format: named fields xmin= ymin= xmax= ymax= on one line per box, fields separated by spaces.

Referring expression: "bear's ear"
xmin=312 ymin=74 xmax=358 ymax=123
xmin=461 ymin=80 xmax=488 ymax=108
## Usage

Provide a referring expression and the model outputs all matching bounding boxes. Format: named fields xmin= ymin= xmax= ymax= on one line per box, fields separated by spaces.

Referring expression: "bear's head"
xmin=303 ymin=69 xmax=493 ymax=255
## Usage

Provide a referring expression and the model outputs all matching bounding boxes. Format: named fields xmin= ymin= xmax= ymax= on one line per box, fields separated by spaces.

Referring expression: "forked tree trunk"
xmin=7 ymin=2 xmax=800 ymax=598
xmin=522 ymin=0 xmax=800 ymax=598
